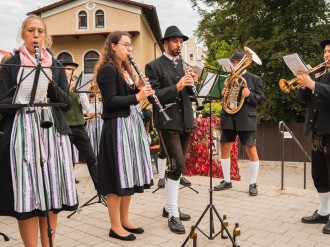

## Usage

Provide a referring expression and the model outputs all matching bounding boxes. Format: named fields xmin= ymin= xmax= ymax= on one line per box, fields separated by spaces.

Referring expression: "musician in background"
xmin=298 ymin=39 xmax=330 ymax=234
xmin=214 ymin=49 xmax=264 ymax=196
xmin=61 ymin=58 xmax=98 ymax=190
xmin=145 ymin=25 xmax=194 ymax=234
xmin=93 ymin=31 xmax=154 ymax=241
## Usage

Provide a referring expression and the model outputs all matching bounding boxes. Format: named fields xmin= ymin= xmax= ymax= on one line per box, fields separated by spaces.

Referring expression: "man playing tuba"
xmin=214 ymin=49 xmax=265 ymax=196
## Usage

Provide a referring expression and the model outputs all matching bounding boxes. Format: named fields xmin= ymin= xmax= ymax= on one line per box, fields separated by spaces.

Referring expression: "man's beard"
xmin=169 ymin=48 xmax=180 ymax=57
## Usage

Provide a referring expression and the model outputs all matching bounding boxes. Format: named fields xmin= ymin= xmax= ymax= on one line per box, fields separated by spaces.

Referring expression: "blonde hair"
xmin=92 ymin=31 xmax=133 ymax=93
xmin=17 ymin=15 xmax=53 ymax=48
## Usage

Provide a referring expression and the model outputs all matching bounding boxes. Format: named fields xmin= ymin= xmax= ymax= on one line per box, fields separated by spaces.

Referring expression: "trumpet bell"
xmin=279 ymin=79 xmax=291 ymax=94
xmin=244 ymin=47 xmax=262 ymax=65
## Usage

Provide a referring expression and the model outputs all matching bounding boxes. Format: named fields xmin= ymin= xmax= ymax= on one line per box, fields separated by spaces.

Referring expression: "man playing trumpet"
xmin=297 ymin=39 xmax=330 ymax=234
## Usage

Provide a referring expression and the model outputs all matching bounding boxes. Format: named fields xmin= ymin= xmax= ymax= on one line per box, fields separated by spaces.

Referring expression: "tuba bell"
xmin=222 ymin=47 xmax=262 ymax=114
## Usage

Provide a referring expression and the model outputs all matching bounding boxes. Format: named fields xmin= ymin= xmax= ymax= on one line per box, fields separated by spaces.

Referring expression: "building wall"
xmin=182 ymin=37 xmax=206 ymax=68
xmin=40 ymin=0 xmax=162 ymax=74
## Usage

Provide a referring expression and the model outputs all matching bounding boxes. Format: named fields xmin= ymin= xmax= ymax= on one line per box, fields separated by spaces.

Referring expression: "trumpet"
xmin=177 ymin=51 xmax=205 ymax=111
xmin=128 ymin=54 xmax=171 ymax=123
xmin=279 ymin=61 xmax=328 ymax=93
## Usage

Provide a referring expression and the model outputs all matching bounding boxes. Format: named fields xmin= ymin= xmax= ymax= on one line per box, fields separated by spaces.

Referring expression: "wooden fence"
xmin=238 ymin=123 xmax=311 ymax=162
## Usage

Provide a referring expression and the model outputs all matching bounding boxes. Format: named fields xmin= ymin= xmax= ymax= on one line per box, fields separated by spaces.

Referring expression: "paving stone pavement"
xmin=1 ymin=161 xmax=329 ymax=247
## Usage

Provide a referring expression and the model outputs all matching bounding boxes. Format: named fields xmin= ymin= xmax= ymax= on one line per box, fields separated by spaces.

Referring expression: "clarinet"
xmin=177 ymin=51 xmax=204 ymax=111
xmin=128 ymin=54 xmax=171 ymax=123
xmin=34 ymin=42 xmax=41 ymax=65
xmin=33 ymin=43 xmax=53 ymax=128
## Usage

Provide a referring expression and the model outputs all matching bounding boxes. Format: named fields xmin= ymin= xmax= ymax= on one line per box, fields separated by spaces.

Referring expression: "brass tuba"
xmin=279 ymin=61 xmax=328 ymax=93
xmin=222 ymin=47 xmax=262 ymax=114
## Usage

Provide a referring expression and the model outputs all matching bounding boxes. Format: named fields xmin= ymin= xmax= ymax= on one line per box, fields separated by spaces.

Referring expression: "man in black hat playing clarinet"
xmin=297 ymin=39 xmax=330 ymax=234
xmin=61 ymin=58 xmax=98 ymax=190
xmin=145 ymin=26 xmax=195 ymax=234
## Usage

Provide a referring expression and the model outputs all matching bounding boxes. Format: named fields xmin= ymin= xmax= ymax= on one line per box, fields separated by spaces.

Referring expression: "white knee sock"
xmin=164 ymin=178 xmax=180 ymax=218
xmin=158 ymin=158 xmax=167 ymax=179
xmin=317 ymin=192 xmax=330 ymax=216
xmin=221 ymin=158 xmax=231 ymax=183
xmin=249 ymin=160 xmax=259 ymax=184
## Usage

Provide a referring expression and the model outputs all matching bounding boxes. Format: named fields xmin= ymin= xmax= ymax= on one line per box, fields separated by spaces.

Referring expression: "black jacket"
xmin=299 ymin=71 xmax=330 ymax=135
xmin=96 ymin=63 xmax=138 ymax=119
xmin=145 ymin=55 xmax=194 ymax=130
xmin=220 ymin=71 xmax=264 ymax=131
xmin=0 ymin=51 xmax=72 ymax=135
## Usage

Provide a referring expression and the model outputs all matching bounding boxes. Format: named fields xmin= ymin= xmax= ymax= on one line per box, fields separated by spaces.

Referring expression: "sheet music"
xmin=283 ymin=53 xmax=309 ymax=76
xmin=76 ymin=73 xmax=93 ymax=92
xmin=198 ymin=72 xmax=218 ymax=97
xmin=13 ymin=67 xmax=50 ymax=104
xmin=217 ymin=58 xmax=234 ymax=73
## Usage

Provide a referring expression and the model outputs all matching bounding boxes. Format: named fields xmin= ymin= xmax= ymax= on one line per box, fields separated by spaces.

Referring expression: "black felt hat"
xmin=160 ymin=26 xmax=189 ymax=44
xmin=230 ymin=49 xmax=245 ymax=62
xmin=320 ymin=39 xmax=330 ymax=49
xmin=61 ymin=57 xmax=79 ymax=68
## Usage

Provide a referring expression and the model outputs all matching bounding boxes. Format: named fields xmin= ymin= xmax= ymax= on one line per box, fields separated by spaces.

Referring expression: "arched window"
xmin=95 ymin=10 xmax=104 ymax=28
xmin=84 ymin=51 xmax=99 ymax=73
xmin=57 ymin=52 xmax=72 ymax=63
xmin=78 ymin=11 xmax=87 ymax=29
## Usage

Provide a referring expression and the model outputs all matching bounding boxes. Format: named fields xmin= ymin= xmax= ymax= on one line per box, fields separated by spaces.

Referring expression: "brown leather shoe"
xmin=301 ymin=210 xmax=329 ymax=224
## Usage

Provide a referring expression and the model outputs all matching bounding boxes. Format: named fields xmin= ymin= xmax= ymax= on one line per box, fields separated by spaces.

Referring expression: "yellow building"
xmin=29 ymin=0 xmax=163 ymax=75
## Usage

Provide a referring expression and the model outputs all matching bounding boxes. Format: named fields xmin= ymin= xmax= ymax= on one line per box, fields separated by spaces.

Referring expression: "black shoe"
xmin=123 ymin=226 xmax=144 ymax=234
xmin=168 ymin=216 xmax=185 ymax=234
xmin=323 ymin=219 xmax=330 ymax=234
xmin=75 ymin=179 xmax=80 ymax=184
xmin=158 ymin=178 xmax=166 ymax=188
xmin=109 ymin=229 xmax=136 ymax=241
xmin=249 ymin=183 xmax=258 ymax=196
xmin=180 ymin=177 xmax=192 ymax=186
xmin=214 ymin=180 xmax=232 ymax=191
xmin=302 ymin=210 xmax=330 ymax=224
xmin=162 ymin=207 xmax=191 ymax=221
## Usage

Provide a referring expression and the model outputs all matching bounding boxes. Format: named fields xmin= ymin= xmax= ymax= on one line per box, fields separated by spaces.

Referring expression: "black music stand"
xmin=0 ymin=62 xmax=71 ymax=247
xmin=181 ymin=67 xmax=237 ymax=247
xmin=67 ymin=72 xmax=106 ymax=220
xmin=0 ymin=119 xmax=9 ymax=242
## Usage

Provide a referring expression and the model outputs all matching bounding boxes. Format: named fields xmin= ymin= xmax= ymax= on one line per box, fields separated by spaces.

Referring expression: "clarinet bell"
xmin=40 ymin=108 xmax=53 ymax=129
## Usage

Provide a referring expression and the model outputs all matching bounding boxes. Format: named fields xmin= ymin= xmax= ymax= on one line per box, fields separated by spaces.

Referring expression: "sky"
xmin=0 ymin=0 xmax=202 ymax=52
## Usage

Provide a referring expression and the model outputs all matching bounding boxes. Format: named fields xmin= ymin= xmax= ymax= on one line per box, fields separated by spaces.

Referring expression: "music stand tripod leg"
xmin=0 ymin=232 xmax=9 ymax=241
xmin=179 ymin=184 xmax=199 ymax=194
xmin=182 ymin=100 xmax=237 ymax=247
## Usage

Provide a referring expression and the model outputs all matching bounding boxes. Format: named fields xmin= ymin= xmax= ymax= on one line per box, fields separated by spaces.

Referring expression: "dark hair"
xmin=93 ymin=31 xmax=133 ymax=93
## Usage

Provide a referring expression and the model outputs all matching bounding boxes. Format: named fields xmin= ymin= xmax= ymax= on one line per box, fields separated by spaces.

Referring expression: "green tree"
xmin=191 ymin=0 xmax=330 ymax=123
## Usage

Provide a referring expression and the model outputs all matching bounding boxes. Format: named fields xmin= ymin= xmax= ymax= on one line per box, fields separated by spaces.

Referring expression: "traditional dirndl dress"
xmin=10 ymin=107 xmax=78 ymax=217
xmin=98 ymin=105 xmax=154 ymax=196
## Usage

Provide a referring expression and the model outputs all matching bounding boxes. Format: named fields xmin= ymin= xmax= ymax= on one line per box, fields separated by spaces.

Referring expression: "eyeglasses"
xmin=118 ymin=42 xmax=133 ymax=50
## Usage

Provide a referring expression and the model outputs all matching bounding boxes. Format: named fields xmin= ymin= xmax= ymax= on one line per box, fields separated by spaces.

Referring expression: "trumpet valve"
xmin=279 ymin=79 xmax=290 ymax=94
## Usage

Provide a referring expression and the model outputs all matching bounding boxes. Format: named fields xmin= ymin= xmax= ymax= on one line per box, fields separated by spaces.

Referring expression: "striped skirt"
xmin=10 ymin=107 xmax=77 ymax=213
xmin=117 ymin=106 xmax=153 ymax=189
